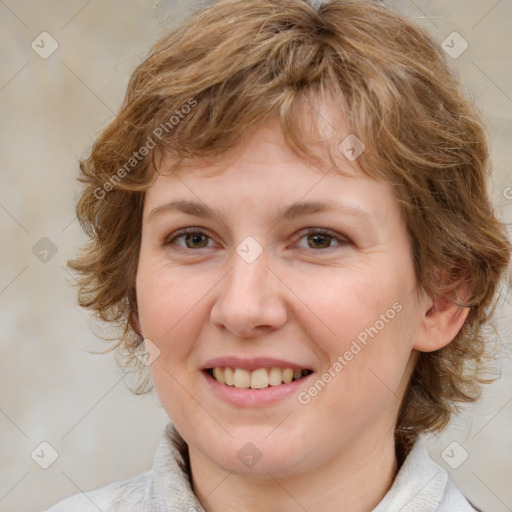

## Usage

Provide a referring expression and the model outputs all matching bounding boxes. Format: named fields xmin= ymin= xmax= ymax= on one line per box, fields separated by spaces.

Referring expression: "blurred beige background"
xmin=0 ymin=1 xmax=511 ymax=511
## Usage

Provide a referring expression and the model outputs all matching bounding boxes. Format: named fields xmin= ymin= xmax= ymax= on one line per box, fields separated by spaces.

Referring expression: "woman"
xmin=47 ymin=0 xmax=511 ymax=510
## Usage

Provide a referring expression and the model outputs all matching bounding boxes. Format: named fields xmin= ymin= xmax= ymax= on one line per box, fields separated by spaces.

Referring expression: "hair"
xmin=68 ymin=0 xmax=511 ymax=453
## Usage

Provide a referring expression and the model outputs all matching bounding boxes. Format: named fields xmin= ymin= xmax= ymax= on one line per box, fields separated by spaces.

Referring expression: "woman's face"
xmin=136 ymin=117 xmax=431 ymax=478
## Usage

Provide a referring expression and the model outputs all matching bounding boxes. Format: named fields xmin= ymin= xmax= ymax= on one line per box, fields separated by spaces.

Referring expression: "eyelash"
xmin=163 ymin=227 xmax=350 ymax=252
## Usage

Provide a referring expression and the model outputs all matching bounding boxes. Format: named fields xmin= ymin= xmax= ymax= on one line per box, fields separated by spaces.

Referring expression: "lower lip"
xmin=202 ymin=371 xmax=313 ymax=407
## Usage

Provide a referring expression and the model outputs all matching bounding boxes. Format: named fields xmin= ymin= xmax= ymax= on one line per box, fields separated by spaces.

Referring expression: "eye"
xmin=293 ymin=228 xmax=350 ymax=250
xmin=164 ymin=228 xmax=215 ymax=250
xmin=163 ymin=227 xmax=350 ymax=252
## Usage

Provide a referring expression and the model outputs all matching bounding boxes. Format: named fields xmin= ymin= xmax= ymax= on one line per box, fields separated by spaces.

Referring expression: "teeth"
xmin=210 ymin=367 xmax=309 ymax=389
xmin=268 ymin=367 xmax=283 ymax=386
xmin=224 ymin=367 xmax=234 ymax=386
xmin=251 ymin=368 xmax=269 ymax=389
xmin=213 ymin=367 xmax=225 ymax=384
xmin=233 ymin=368 xmax=251 ymax=388
xmin=282 ymin=368 xmax=294 ymax=383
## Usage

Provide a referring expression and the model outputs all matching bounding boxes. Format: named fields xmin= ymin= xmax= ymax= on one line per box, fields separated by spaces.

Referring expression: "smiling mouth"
xmin=206 ymin=367 xmax=313 ymax=390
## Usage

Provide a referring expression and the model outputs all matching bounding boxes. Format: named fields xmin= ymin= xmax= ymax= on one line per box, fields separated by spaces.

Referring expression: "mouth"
xmin=205 ymin=367 xmax=313 ymax=390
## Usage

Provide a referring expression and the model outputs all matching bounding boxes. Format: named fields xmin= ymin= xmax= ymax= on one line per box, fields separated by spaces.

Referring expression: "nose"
xmin=209 ymin=250 xmax=288 ymax=338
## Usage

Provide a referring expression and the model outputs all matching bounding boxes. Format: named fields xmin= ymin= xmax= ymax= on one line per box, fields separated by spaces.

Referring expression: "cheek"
xmin=298 ymin=262 xmax=409 ymax=354
xmin=149 ymin=358 xmax=211 ymax=445
xmin=136 ymin=263 xmax=214 ymax=426
xmin=136 ymin=260 xmax=211 ymax=342
xmin=302 ymin=261 xmax=418 ymax=401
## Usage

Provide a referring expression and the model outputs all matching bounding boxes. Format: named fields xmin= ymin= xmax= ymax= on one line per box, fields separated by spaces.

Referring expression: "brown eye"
xmin=165 ymin=229 xmax=214 ymax=250
xmin=294 ymin=228 xmax=349 ymax=250
xmin=307 ymin=233 xmax=333 ymax=249
xmin=183 ymin=233 xmax=209 ymax=249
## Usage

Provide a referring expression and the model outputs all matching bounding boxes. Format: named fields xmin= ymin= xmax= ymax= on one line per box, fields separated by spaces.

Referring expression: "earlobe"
xmin=414 ymin=293 xmax=471 ymax=353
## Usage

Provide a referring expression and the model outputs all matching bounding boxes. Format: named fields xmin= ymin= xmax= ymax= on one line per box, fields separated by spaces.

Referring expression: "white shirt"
xmin=44 ymin=423 xmax=479 ymax=512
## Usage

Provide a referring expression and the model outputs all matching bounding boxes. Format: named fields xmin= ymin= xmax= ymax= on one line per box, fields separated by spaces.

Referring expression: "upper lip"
xmin=201 ymin=357 xmax=313 ymax=372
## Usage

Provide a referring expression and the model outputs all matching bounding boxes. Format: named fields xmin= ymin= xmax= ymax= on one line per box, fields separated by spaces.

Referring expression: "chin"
xmin=193 ymin=430 xmax=313 ymax=479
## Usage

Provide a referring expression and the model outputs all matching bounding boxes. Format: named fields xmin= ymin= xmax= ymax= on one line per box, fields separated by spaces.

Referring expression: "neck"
xmin=189 ymin=431 xmax=399 ymax=512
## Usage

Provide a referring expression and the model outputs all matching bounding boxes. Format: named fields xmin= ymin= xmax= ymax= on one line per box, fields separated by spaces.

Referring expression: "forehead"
xmin=155 ymin=107 xmax=362 ymax=178
xmin=144 ymin=119 xmax=401 ymax=237
xmin=156 ymin=90 xmax=357 ymax=176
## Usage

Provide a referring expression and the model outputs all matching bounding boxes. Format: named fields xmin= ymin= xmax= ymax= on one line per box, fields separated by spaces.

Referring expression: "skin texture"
xmin=135 ymin=116 xmax=469 ymax=512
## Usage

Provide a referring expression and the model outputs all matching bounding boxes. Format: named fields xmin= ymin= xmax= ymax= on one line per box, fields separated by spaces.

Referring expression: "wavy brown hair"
xmin=68 ymin=0 xmax=511 ymax=450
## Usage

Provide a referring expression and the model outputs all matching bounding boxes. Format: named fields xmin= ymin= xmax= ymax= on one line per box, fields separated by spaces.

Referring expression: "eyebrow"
xmin=147 ymin=199 xmax=376 ymax=229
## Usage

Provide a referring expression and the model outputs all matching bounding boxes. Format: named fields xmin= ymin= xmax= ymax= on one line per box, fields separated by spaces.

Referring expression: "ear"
xmin=413 ymin=286 xmax=471 ymax=353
